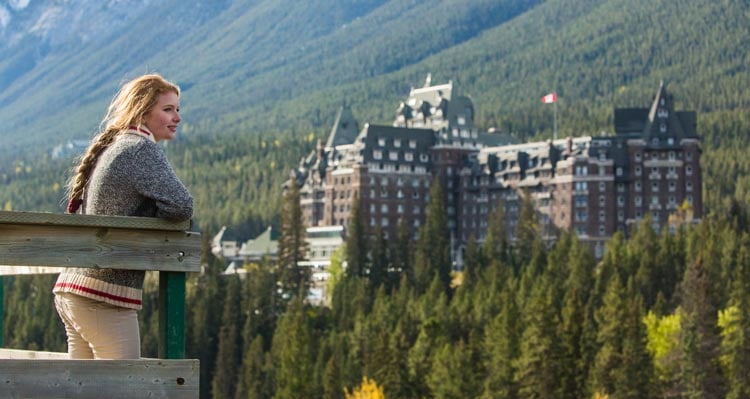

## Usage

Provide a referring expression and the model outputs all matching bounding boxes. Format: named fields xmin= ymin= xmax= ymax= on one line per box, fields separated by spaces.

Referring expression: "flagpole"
xmin=553 ymin=98 xmax=557 ymax=141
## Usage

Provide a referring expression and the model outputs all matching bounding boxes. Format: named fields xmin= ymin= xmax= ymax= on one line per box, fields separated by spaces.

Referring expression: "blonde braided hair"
xmin=66 ymin=74 xmax=180 ymax=213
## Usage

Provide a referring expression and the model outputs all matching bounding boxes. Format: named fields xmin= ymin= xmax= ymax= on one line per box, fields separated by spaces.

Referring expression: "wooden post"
xmin=159 ymin=271 xmax=186 ymax=359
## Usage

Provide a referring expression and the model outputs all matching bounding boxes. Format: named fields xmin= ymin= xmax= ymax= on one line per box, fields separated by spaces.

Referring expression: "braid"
xmin=66 ymin=129 xmax=120 ymax=213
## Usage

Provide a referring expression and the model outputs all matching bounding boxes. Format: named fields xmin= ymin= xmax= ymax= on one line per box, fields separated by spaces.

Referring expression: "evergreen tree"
xmin=212 ymin=273 xmax=243 ymax=399
xmin=514 ymin=277 xmax=562 ymax=399
xmin=591 ymin=275 xmax=626 ymax=397
xmin=616 ymin=281 xmax=655 ymax=399
xmin=346 ymin=194 xmax=368 ymax=278
xmin=323 ymin=350 xmax=344 ymax=399
xmin=482 ymin=279 xmax=520 ymax=399
xmin=272 ymin=298 xmax=316 ymax=399
xmin=462 ymin=234 xmax=482 ymax=288
xmin=428 ymin=338 xmax=483 ymax=399
xmin=391 ymin=220 xmax=414 ymax=289
xmin=482 ymin=203 xmax=512 ymax=267
xmin=515 ymin=189 xmax=541 ymax=270
xmin=678 ymin=258 xmax=725 ymax=398
xmin=413 ymin=180 xmax=451 ymax=293
xmin=369 ymin=225 xmax=388 ymax=289
xmin=236 ymin=335 xmax=269 ymax=399
xmin=186 ymin=238 xmax=224 ymax=399
xmin=720 ymin=234 xmax=750 ymax=399
xmin=277 ymin=178 xmax=309 ymax=298
xmin=562 ymin=235 xmax=597 ymax=399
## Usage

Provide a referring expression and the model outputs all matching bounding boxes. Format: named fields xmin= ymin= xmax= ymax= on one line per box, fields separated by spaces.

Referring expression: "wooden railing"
xmin=0 ymin=210 xmax=202 ymax=398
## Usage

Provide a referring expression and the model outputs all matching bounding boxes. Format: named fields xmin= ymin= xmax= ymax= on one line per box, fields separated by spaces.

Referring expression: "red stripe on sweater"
xmin=54 ymin=283 xmax=142 ymax=305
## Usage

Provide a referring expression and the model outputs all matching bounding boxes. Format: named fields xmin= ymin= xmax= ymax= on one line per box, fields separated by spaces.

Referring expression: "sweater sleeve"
xmin=131 ymin=142 xmax=194 ymax=221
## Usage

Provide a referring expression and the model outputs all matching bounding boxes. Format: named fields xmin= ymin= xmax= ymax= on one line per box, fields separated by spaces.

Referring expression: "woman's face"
xmin=144 ymin=91 xmax=181 ymax=142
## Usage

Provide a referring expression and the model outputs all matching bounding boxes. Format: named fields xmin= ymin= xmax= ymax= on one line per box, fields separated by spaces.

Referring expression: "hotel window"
xmin=370 ymin=204 xmax=376 ymax=213
xmin=389 ymin=152 xmax=398 ymax=161
xmin=599 ymin=210 xmax=606 ymax=222
xmin=635 ymin=166 xmax=642 ymax=176
xmin=599 ymin=182 xmax=605 ymax=191
xmin=618 ymin=196 xmax=625 ymax=206
xmin=652 ymin=181 xmax=659 ymax=192
xmin=378 ymin=138 xmax=386 ymax=147
xmin=394 ymin=139 xmax=401 ymax=148
xmin=414 ymin=206 xmax=420 ymax=214
xmin=635 ymin=182 xmax=642 ymax=192
xmin=409 ymin=140 xmax=417 ymax=149
xmin=405 ymin=152 xmax=414 ymax=161
xmin=618 ymin=210 xmax=624 ymax=222
xmin=686 ymin=181 xmax=693 ymax=192
xmin=373 ymin=150 xmax=382 ymax=160
xmin=599 ymin=195 xmax=605 ymax=206
xmin=635 ymin=196 xmax=642 ymax=206
xmin=669 ymin=181 xmax=676 ymax=192
xmin=635 ymin=152 xmax=642 ymax=162
xmin=616 ymin=167 xmax=623 ymax=176
xmin=420 ymin=154 xmax=429 ymax=162
xmin=381 ymin=177 xmax=389 ymax=185
xmin=382 ymin=218 xmax=389 ymax=227
xmin=397 ymin=204 xmax=404 ymax=214
xmin=660 ymin=123 xmax=667 ymax=133
xmin=687 ymin=195 xmax=693 ymax=204
xmin=686 ymin=165 xmax=693 ymax=176
xmin=669 ymin=151 xmax=676 ymax=160
xmin=381 ymin=204 xmax=388 ymax=212
xmin=686 ymin=151 xmax=693 ymax=161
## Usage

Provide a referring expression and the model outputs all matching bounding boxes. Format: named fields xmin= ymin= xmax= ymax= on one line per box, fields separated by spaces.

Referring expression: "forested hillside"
xmin=1 ymin=0 xmax=749 ymax=234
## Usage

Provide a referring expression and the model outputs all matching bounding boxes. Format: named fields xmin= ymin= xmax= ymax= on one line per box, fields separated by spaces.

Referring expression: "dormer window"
xmin=660 ymin=123 xmax=667 ymax=133
xmin=394 ymin=139 xmax=401 ymax=148
xmin=373 ymin=150 xmax=382 ymax=160
xmin=658 ymin=108 xmax=668 ymax=118
xmin=409 ymin=140 xmax=417 ymax=149
xmin=378 ymin=138 xmax=386 ymax=147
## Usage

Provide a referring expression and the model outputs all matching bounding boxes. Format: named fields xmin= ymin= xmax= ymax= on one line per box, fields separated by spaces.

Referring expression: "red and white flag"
xmin=541 ymin=93 xmax=556 ymax=104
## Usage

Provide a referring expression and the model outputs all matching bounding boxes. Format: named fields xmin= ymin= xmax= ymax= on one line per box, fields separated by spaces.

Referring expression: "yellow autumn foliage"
xmin=345 ymin=376 xmax=385 ymax=399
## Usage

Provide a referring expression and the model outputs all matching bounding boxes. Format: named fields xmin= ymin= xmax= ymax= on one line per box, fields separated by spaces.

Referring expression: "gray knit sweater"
xmin=54 ymin=129 xmax=193 ymax=309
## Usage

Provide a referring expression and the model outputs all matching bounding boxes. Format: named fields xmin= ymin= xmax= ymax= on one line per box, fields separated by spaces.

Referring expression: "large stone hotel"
xmin=295 ymin=77 xmax=701 ymax=264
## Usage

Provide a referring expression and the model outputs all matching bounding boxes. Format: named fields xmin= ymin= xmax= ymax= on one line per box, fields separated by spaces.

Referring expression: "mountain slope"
xmin=1 ymin=0 xmax=749 ymax=231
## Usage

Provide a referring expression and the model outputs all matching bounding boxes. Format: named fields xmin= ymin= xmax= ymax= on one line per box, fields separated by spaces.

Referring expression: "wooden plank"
xmin=159 ymin=272 xmax=186 ymax=359
xmin=0 ymin=348 xmax=69 ymax=359
xmin=0 ymin=266 xmax=65 ymax=276
xmin=0 ymin=358 xmax=199 ymax=399
xmin=0 ymin=223 xmax=200 ymax=273
xmin=0 ymin=210 xmax=192 ymax=231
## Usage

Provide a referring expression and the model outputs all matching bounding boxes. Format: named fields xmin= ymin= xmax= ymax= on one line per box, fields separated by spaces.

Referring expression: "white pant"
xmin=54 ymin=292 xmax=140 ymax=359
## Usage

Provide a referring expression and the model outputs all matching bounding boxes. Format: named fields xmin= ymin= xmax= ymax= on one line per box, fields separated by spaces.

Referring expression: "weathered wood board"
xmin=0 ymin=358 xmax=199 ymax=398
xmin=0 ymin=211 xmax=200 ymax=273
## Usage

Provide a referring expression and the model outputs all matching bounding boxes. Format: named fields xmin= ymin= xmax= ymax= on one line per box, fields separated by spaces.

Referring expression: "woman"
xmin=54 ymin=74 xmax=193 ymax=359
